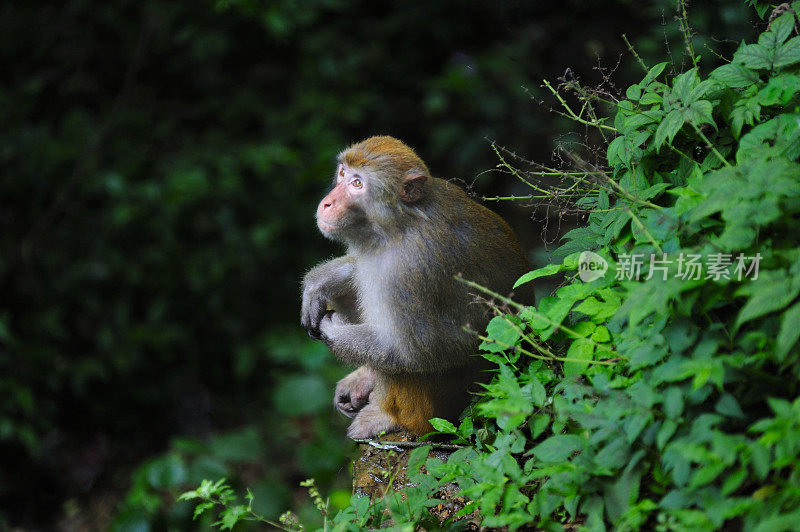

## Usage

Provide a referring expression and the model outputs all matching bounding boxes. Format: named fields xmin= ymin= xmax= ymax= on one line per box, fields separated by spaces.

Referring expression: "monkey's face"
xmin=316 ymin=163 xmax=369 ymax=238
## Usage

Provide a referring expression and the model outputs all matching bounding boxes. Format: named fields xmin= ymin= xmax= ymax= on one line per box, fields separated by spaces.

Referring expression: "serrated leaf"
xmin=193 ymin=501 xmax=214 ymax=520
xmin=640 ymin=92 xmax=663 ymax=105
xmin=686 ymin=80 xmax=717 ymax=104
xmin=710 ymin=63 xmax=761 ymax=88
xmin=735 ymin=43 xmax=773 ymax=69
xmin=769 ymin=13 xmax=795 ymax=44
xmin=481 ymin=315 xmax=523 ymax=353
xmin=671 ymin=68 xmax=700 ymax=101
xmin=654 ymin=109 xmax=685 ymax=151
xmin=685 ymin=100 xmax=715 ymax=128
xmin=774 ymin=35 xmax=800 ymax=68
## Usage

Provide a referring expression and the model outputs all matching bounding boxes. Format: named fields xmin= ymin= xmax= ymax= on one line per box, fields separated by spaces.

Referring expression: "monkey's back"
xmin=427 ymin=178 xmax=532 ymax=304
xmin=358 ymin=177 xmax=532 ymax=369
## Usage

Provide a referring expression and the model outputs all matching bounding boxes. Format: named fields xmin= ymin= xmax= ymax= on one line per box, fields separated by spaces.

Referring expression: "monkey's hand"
xmin=301 ymin=283 xmax=330 ymax=340
xmin=301 ymin=256 xmax=356 ymax=339
xmin=318 ymin=310 xmax=349 ymax=346
xmin=334 ymin=366 xmax=376 ymax=418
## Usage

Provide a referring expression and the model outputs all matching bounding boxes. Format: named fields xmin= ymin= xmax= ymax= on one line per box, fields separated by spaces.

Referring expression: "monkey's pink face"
xmin=316 ymin=164 xmax=369 ymax=235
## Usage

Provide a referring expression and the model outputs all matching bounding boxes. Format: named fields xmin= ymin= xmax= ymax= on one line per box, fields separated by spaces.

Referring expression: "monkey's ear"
xmin=401 ymin=172 xmax=427 ymax=203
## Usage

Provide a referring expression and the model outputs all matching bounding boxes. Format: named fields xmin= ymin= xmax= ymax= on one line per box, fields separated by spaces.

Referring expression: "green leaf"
xmin=774 ymin=35 xmax=800 ymax=68
xmin=571 ymin=320 xmax=596 ymax=337
xmin=663 ymin=386 xmax=684 ymax=419
xmin=657 ymin=420 xmax=678 ymax=449
xmin=770 ymin=13 xmax=796 ymax=45
xmin=528 ymin=296 xmax=574 ymax=341
xmin=604 ymin=467 xmax=641 ymax=525
xmin=407 ymin=445 xmax=432 ymax=475
xmin=710 ymin=63 xmax=761 ymax=88
xmin=671 ymin=68 xmax=700 ymax=101
xmin=750 ymin=443 xmax=770 ymax=480
xmin=716 ymin=394 xmax=745 ymax=419
xmin=532 ymin=434 xmax=583 ymax=462
xmin=220 ymin=505 xmax=248 ymax=530
xmin=721 ymin=468 xmax=748 ymax=495
xmin=641 ymin=61 xmax=669 ymax=86
xmin=530 ymin=377 xmax=546 ymax=407
xmin=736 ymin=273 xmax=800 ymax=329
xmin=429 ymin=418 xmax=457 ymax=434
xmin=640 ymin=91 xmax=662 ymax=105
xmin=595 ymin=437 xmax=630 ymax=470
xmin=654 ymin=109 xmax=685 ymax=151
xmin=481 ymin=315 xmax=523 ymax=353
xmin=626 ymin=84 xmax=642 ymax=101
xmin=737 ymin=113 xmax=800 ymax=163
xmin=685 ymin=100 xmax=715 ymax=128
xmin=564 ymin=338 xmax=595 ymax=377
xmin=591 ymin=325 xmax=611 ymax=343
xmin=776 ymin=301 xmax=800 ymax=362
xmin=514 ymin=263 xmax=563 ymax=288
xmin=686 ymin=80 xmax=717 ymax=105
xmin=689 ymin=462 xmax=725 ymax=489
xmin=756 ymin=74 xmax=800 ymax=106
xmin=735 ymin=43 xmax=773 ymax=69
xmin=530 ymin=414 xmax=550 ymax=439
xmin=193 ymin=501 xmax=214 ymax=520
xmin=457 ymin=417 xmax=473 ymax=439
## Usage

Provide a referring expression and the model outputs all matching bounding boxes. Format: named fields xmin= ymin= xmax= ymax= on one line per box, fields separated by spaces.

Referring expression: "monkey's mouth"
xmin=317 ymin=218 xmax=341 ymax=232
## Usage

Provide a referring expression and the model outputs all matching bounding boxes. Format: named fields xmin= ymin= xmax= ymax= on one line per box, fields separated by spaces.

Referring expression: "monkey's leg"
xmin=347 ymin=402 xmax=401 ymax=439
xmin=334 ymin=366 xmax=375 ymax=418
xmin=381 ymin=375 xmax=436 ymax=436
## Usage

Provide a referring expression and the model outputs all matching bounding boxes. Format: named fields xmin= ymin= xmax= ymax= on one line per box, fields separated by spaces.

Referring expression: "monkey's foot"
xmin=347 ymin=403 xmax=400 ymax=439
xmin=334 ymin=366 xmax=376 ymax=418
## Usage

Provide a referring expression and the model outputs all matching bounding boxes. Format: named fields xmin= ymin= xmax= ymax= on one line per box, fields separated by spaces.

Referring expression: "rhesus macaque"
xmin=301 ymin=136 xmax=532 ymax=438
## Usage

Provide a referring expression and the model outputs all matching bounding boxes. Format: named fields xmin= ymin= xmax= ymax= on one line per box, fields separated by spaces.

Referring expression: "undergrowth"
xmin=180 ymin=2 xmax=800 ymax=530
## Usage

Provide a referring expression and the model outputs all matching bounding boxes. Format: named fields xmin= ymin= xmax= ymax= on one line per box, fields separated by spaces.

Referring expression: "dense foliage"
xmin=183 ymin=3 xmax=800 ymax=530
xmin=453 ymin=9 xmax=800 ymax=529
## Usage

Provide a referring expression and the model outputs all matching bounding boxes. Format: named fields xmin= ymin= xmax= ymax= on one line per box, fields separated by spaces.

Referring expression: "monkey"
xmin=301 ymin=136 xmax=533 ymax=439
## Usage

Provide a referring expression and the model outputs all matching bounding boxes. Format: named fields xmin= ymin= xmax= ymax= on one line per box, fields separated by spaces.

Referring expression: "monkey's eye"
xmin=350 ymin=177 xmax=363 ymax=189
xmin=339 ymin=167 xmax=345 ymax=177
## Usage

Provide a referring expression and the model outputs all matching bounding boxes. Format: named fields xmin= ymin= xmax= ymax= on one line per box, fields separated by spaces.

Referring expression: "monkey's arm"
xmin=301 ymin=255 xmax=356 ymax=338
xmin=319 ymin=312 xmax=468 ymax=373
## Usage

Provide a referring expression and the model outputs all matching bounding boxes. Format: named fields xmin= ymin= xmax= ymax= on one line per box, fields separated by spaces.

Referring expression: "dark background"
xmin=0 ymin=1 xmax=757 ymax=528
